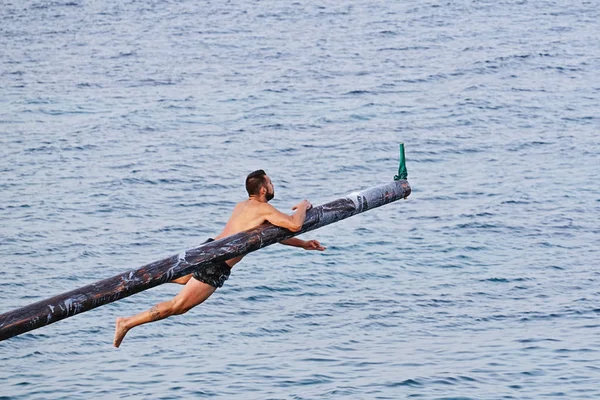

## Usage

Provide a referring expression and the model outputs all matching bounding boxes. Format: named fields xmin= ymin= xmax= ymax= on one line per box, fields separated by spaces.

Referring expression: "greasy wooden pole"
xmin=0 ymin=179 xmax=410 ymax=342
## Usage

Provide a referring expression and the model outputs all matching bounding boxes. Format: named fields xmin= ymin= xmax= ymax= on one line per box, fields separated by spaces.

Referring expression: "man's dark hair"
xmin=246 ymin=170 xmax=267 ymax=196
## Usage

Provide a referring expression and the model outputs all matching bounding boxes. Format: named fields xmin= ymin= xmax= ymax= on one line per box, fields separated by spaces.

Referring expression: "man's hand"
xmin=303 ymin=240 xmax=326 ymax=251
xmin=292 ymin=200 xmax=312 ymax=211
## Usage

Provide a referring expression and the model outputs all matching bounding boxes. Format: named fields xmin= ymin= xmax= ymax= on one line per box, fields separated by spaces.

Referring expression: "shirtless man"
xmin=113 ymin=170 xmax=325 ymax=347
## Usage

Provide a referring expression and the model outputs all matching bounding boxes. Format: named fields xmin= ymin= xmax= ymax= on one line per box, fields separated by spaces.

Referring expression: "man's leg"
xmin=113 ymin=277 xmax=216 ymax=347
xmin=170 ymin=274 xmax=192 ymax=285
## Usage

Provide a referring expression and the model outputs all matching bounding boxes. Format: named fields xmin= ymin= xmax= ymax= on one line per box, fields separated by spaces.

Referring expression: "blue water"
xmin=1 ymin=0 xmax=599 ymax=398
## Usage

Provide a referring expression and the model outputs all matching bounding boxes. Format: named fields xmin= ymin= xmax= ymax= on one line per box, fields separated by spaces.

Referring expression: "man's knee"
xmin=171 ymin=298 xmax=192 ymax=315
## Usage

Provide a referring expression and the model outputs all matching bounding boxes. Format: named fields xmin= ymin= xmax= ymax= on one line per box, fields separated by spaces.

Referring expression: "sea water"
xmin=1 ymin=1 xmax=599 ymax=398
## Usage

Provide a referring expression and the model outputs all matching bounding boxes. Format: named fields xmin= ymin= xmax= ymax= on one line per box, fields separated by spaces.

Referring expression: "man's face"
xmin=265 ymin=176 xmax=274 ymax=201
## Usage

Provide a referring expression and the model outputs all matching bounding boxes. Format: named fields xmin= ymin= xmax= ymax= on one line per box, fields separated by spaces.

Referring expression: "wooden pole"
xmin=0 ymin=179 xmax=411 ymax=341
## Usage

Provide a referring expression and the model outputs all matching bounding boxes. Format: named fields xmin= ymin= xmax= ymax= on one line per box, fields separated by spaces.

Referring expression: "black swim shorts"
xmin=191 ymin=238 xmax=231 ymax=289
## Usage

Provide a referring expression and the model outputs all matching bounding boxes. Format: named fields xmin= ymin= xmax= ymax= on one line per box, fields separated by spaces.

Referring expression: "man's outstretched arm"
xmin=280 ymin=237 xmax=326 ymax=251
xmin=280 ymin=238 xmax=306 ymax=248
xmin=262 ymin=200 xmax=312 ymax=232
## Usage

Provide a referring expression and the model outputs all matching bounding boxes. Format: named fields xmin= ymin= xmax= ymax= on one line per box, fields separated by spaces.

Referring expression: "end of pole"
xmin=394 ymin=143 xmax=408 ymax=181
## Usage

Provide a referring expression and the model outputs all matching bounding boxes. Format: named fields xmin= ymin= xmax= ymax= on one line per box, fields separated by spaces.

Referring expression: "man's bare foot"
xmin=113 ymin=317 xmax=130 ymax=348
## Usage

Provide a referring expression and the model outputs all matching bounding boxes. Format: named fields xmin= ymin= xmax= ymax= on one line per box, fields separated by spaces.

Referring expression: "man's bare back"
xmin=113 ymin=170 xmax=324 ymax=347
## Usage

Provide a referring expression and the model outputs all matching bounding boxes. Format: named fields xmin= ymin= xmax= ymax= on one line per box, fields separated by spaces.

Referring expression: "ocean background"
xmin=1 ymin=0 xmax=599 ymax=398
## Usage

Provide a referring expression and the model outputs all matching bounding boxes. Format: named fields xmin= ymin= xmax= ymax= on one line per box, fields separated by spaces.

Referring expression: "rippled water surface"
xmin=1 ymin=0 xmax=599 ymax=398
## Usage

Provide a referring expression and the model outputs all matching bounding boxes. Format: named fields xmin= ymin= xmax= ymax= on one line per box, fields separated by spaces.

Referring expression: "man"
xmin=113 ymin=170 xmax=325 ymax=347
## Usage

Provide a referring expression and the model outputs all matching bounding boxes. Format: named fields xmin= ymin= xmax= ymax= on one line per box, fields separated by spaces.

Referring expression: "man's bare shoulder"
xmin=255 ymin=201 xmax=282 ymax=215
xmin=230 ymin=200 xmax=276 ymax=220
xmin=242 ymin=199 xmax=277 ymax=212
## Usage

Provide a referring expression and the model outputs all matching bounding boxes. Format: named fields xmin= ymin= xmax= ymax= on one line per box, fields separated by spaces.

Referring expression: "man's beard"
xmin=266 ymin=190 xmax=274 ymax=202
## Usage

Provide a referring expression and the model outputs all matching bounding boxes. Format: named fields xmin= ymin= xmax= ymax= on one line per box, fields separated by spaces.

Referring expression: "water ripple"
xmin=1 ymin=0 xmax=599 ymax=398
